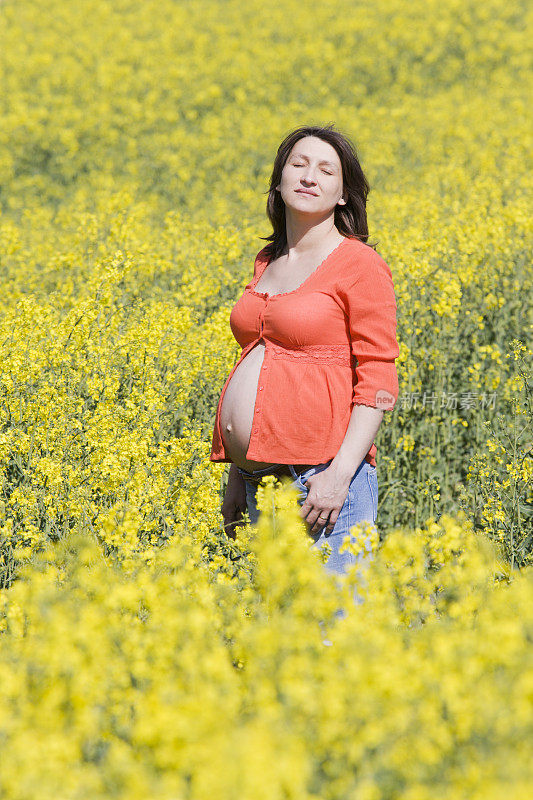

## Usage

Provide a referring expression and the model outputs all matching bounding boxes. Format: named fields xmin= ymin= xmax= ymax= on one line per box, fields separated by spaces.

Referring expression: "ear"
xmin=337 ymin=197 xmax=346 ymax=205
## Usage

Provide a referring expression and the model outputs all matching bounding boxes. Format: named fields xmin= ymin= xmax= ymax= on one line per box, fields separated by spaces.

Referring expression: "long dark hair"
xmin=260 ymin=123 xmax=377 ymax=260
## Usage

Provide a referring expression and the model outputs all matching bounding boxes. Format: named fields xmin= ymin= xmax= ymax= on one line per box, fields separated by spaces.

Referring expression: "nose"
xmin=301 ymin=171 xmax=317 ymax=185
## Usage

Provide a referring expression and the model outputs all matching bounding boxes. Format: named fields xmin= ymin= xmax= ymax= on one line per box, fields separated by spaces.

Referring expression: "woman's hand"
xmin=221 ymin=463 xmax=248 ymax=539
xmin=299 ymin=464 xmax=352 ymax=534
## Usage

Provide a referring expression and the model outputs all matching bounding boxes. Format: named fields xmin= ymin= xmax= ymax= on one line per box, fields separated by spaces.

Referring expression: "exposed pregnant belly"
xmin=220 ymin=341 xmax=278 ymax=471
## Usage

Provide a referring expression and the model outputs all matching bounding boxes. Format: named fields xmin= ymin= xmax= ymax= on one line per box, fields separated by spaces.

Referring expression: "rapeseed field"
xmin=0 ymin=0 xmax=531 ymax=797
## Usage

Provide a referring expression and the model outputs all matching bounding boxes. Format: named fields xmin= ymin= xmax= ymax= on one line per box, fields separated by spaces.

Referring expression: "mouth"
xmin=295 ymin=189 xmax=318 ymax=196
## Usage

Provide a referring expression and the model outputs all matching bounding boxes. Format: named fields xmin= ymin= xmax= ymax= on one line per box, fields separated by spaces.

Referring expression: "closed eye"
xmin=293 ymin=164 xmax=333 ymax=175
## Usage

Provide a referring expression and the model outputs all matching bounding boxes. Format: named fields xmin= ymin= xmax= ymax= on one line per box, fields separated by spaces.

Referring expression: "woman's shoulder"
xmin=344 ymin=235 xmax=383 ymax=262
xmin=337 ymin=237 xmax=393 ymax=287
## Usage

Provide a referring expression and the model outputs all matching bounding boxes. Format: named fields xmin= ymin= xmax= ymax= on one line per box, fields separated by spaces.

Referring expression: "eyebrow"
xmin=290 ymin=154 xmax=338 ymax=168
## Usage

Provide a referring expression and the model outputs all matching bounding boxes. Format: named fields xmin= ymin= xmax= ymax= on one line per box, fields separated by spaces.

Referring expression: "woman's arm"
xmin=221 ymin=462 xmax=248 ymax=539
xmin=330 ymin=404 xmax=383 ymax=477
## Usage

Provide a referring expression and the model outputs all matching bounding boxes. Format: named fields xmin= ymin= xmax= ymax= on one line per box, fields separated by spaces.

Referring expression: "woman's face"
xmin=276 ymin=136 xmax=345 ymax=216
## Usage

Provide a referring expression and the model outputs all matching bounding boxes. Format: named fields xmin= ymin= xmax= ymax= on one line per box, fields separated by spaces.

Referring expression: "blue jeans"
xmin=237 ymin=458 xmax=378 ymax=577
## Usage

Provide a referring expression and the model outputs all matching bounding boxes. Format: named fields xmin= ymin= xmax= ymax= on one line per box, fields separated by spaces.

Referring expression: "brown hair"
xmin=260 ymin=123 xmax=377 ymax=260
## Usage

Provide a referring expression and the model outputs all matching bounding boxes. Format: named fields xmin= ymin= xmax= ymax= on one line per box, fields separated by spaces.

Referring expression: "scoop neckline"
xmin=248 ymin=235 xmax=349 ymax=298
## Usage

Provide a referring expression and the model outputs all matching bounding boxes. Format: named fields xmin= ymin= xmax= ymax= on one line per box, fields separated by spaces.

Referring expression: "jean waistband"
xmin=237 ymin=463 xmax=316 ymax=485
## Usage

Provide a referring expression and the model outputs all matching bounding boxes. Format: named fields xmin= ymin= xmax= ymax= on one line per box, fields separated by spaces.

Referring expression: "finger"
xmin=223 ymin=506 xmax=244 ymax=525
xmin=324 ymin=508 xmax=340 ymax=533
xmin=307 ymin=506 xmax=325 ymax=525
xmin=300 ymin=505 xmax=319 ymax=533
xmin=309 ymin=509 xmax=332 ymax=533
xmin=299 ymin=499 xmax=317 ymax=523
xmin=233 ymin=510 xmax=246 ymax=531
xmin=299 ymin=498 xmax=313 ymax=518
xmin=223 ymin=514 xmax=240 ymax=534
xmin=223 ymin=520 xmax=236 ymax=539
xmin=299 ymin=498 xmax=330 ymax=532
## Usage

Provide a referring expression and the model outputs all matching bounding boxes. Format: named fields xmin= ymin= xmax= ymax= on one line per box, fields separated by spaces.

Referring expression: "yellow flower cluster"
xmin=1 ymin=483 xmax=532 ymax=799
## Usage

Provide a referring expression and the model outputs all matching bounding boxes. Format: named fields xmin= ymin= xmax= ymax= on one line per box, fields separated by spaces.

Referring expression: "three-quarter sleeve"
xmin=339 ymin=250 xmax=400 ymax=410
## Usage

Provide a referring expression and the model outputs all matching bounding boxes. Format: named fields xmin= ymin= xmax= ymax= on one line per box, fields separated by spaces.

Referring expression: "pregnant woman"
xmin=210 ymin=124 xmax=400 ymax=576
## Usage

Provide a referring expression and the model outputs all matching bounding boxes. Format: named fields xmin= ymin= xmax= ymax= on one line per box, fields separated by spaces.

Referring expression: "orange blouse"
xmin=209 ymin=236 xmax=400 ymax=468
